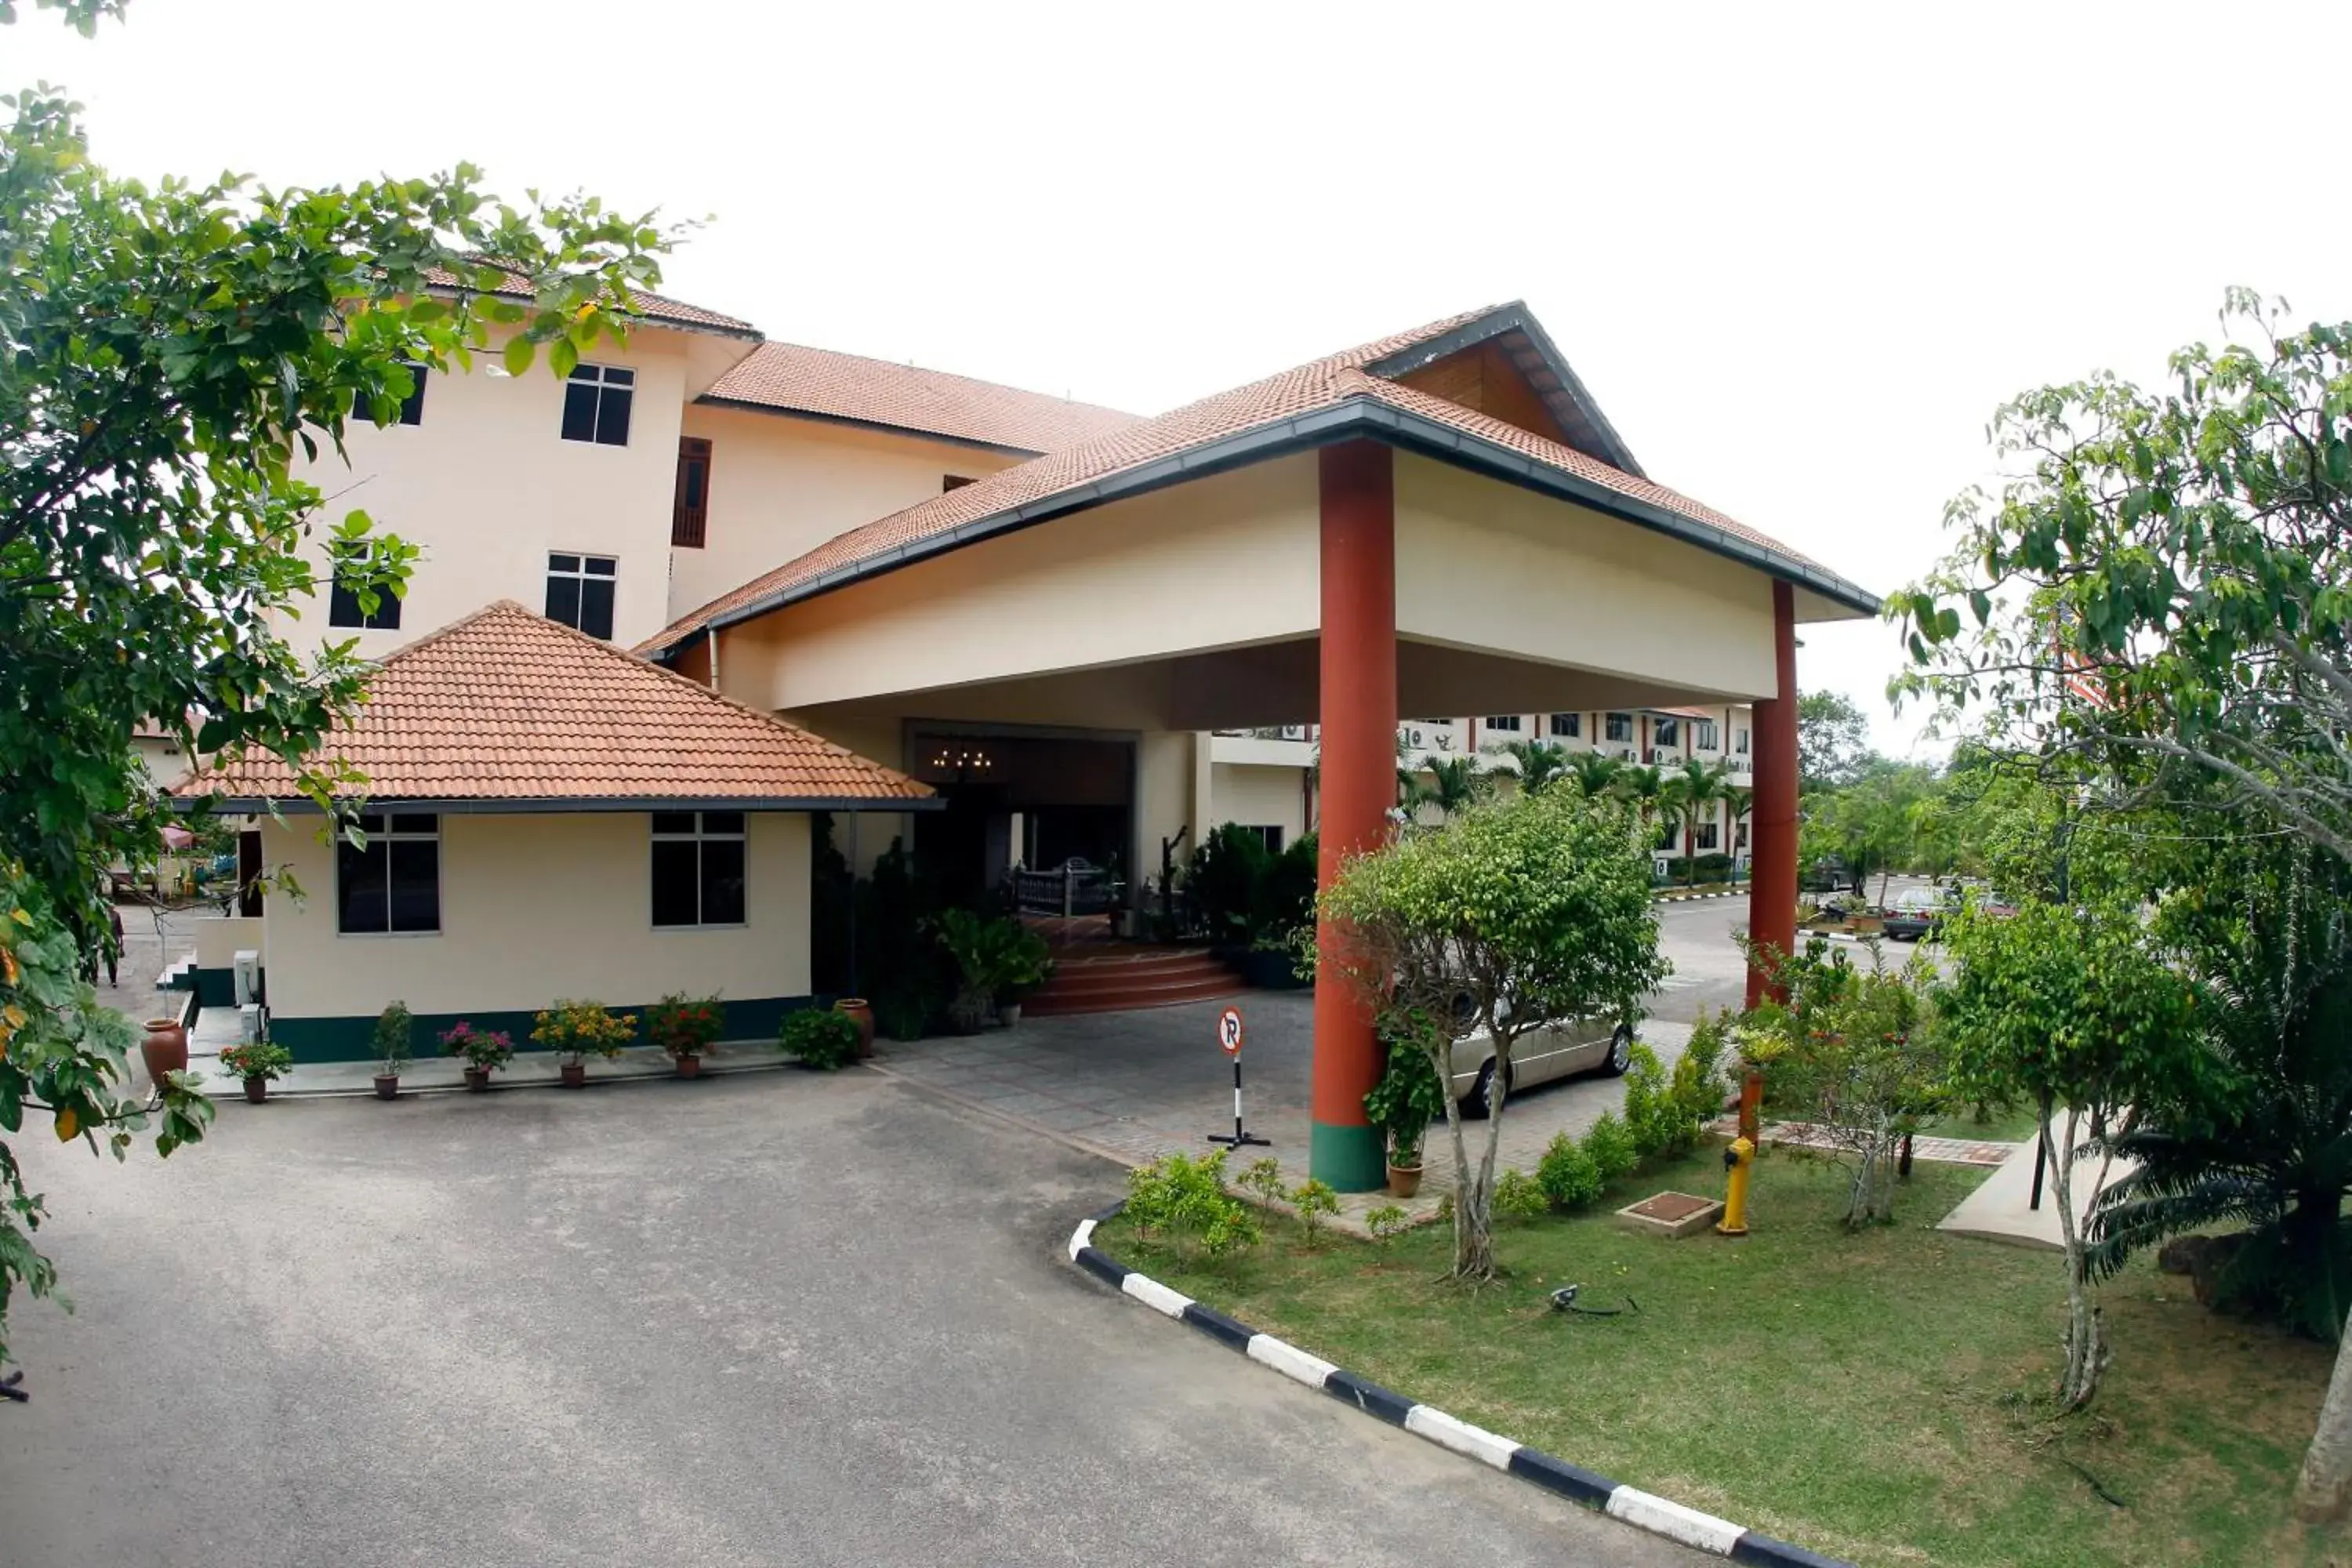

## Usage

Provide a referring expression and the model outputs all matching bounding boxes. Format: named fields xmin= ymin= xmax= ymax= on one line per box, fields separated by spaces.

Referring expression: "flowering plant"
xmin=644 ymin=992 xmax=724 ymax=1058
xmin=438 ymin=1021 xmax=515 ymax=1071
xmin=219 ymin=1040 xmax=293 ymax=1081
xmin=530 ymin=999 xmax=636 ymax=1063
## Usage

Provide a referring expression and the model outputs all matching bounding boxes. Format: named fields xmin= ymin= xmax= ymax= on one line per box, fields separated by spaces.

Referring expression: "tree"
xmin=1722 ymin=784 xmax=1753 ymax=880
xmin=1801 ymin=761 xmax=1936 ymax=898
xmin=1660 ymin=757 xmax=1731 ymax=886
xmin=1490 ymin=738 xmax=1570 ymax=795
xmin=1893 ymin=290 xmax=2352 ymax=1515
xmin=1939 ymin=897 xmax=2203 ymax=1411
xmin=1419 ymin=755 xmax=1494 ymax=820
xmin=1565 ymin=747 xmax=1624 ymax=800
xmin=1318 ymin=786 xmax=1668 ymax=1279
xmin=0 ymin=7 xmax=676 ymax=1367
xmin=1798 ymin=689 xmax=1877 ymax=794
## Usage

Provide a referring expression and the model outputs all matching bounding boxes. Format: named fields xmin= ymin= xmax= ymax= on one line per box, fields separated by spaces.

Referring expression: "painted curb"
xmin=1653 ymin=888 xmax=1744 ymax=904
xmin=1066 ymin=1209 xmax=1854 ymax=1568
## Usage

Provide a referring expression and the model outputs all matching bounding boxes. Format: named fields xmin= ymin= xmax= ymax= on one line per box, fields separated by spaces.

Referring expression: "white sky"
xmin=13 ymin=0 xmax=2350 ymax=757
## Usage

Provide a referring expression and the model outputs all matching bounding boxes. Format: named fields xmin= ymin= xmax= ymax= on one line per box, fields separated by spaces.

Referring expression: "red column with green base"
xmin=1312 ymin=441 xmax=1397 ymax=1192
xmin=1745 ymin=579 xmax=1800 ymax=1007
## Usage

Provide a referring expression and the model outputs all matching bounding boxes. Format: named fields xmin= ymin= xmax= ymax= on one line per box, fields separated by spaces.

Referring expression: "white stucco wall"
xmin=282 ymin=328 xmax=698 ymax=657
xmin=1210 ymin=763 xmax=1310 ymax=844
xmin=260 ymin=811 xmax=810 ymax=1022
xmin=670 ymin=406 xmax=1024 ymax=623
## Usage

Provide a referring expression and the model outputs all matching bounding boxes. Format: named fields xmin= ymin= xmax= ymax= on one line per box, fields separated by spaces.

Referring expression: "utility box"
xmin=232 ymin=949 xmax=260 ymax=1007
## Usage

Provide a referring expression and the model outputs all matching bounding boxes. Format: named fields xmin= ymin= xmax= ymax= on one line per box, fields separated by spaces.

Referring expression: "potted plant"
xmin=780 ymin=1007 xmax=861 ymax=1070
xmin=932 ymin=909 xmax=1053 ymax=1033
xmin=371 ymin=999 xmax=413 ymax=1099
xmin=1363 ymin=1022 xmax=1446 ymax=1199
xmin=219 ymin=1040 xmax=294 ymax=1105
xmin=532 ymin=999 xmax=637 ymax=1087
xmin=645 ymin=992 xmax=724 ymax=1078
xmin=833 ymin=996 xmax=877 ymax=1058
xmin=440 ymin=1020 xmax=514 ymax=1091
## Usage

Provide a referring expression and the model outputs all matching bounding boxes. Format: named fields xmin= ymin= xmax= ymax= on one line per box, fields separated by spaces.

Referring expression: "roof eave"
xmin=1363 ymin=303 xmax=1648 ymax=480
xmin=656 ymin=397 xmax=1878 ymax=655
xmin=176 ymin=793 xmax=941 ymax=815
xmin=421 ymin=282 xmax=763 ymax=344
xmin=693 ymin=396 xmax=1048 ymax=459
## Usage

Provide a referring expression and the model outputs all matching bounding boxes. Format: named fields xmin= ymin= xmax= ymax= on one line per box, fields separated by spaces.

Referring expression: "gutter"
xmin=692 ymin=396 xmax=1051 ymax=459
xmin=177 ymin=794 xmax=942 ymax=816
xmin=657 ymin=397 xmax=1879 ymax=659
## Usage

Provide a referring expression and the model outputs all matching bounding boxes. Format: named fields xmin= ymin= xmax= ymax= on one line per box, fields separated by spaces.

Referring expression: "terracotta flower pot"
xmin=241 ymin=1075 xmax=268 ymax=1105
xmin=372 ymin=1074 xmax=399 ymax=1101
xmin=675 ymin=1053 xmax=702 ymax=1079
xmin=559 ymin=1061 xmax=586 ymax=1088
xmin=1385 ymin=1163 xmax=1423 ymax=1200
xmin=463 ymin=1066 xmax=491 ymax=1092
xmin=140 ymin=1017 xmax=189 ymax=1095
xmin=834 ymin=999 xmax=876 ymax=1060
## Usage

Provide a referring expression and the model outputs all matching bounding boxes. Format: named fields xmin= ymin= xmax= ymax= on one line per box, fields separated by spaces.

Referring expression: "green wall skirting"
xmin=268 ymin=996 xmax=815 ymax=1064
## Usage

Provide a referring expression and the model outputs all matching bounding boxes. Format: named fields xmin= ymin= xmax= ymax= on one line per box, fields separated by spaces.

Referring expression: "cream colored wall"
xmin=1134 ymin=731 xmax=1196 ymax=904
xmin=1394 ymin=456 xmax=1779 ymax=700
xmin=717 ymin=455 xmax=1323 ymax=716
xmin=132 ymin=735 xmax=190 ymax=791
xmin=670 ymin=406 xmax=1025 ymax=622
xmin=194 ymin=915 xmax=265 ymax=971
xmin=281 ymin=329 xmax=696 ymax=657
xmin=1210 ymin=763 xmax=1309 ymax=843
xmin=260 ymin=811 xmax=809 ymax=1019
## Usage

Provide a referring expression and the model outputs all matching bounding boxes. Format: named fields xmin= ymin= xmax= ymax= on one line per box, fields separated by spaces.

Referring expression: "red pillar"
xmin=1745 ymin=580 xmax=1800 ymax=1006
xmin=1312 ymin=441 xmax=1396 ymax=1192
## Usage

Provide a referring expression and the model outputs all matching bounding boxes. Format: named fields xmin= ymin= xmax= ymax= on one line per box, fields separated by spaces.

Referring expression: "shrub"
xmin=1238 ymin=1156 xmax=1286 ymax=1208
xmin=780 ymin=1007 xmax=860 ymax=1070
xmin=371 ymin=1000 xmax=413 ymax=1073
xmin=1493 ymin=1167 xmax=1548 ymax=1222
xmin=1581 ymin=1110 xmax=1639 ymax=1183
xmin=932 ymin=909 xmax=1053 ymax=1029
xmin=873 ymin=984 xmax=934 ymax=1042
xmin=532 ymin=999 xmax=637 ymax=1062
xmin=219 ymin=1040 xmax=292 ymax=1081
xmin=1124 ymin=1150 xmax=1261 ymax=1256
xmin=1363 ymin=1021 xmax=1446 ymax=1168
xmin=1621 ymin=1043 xmax=1679 ymax=1160
xmin=1290 ymin=1178 xmax=1338 ymax=1243
xmin=438 ymin=1021 xmax=514 ymax=1071
xmin=1537 ymin=1132 xmax=1603 ymax=1212
xmin=644 ymin=992 xmax=724 ymax=1058
xmin=1365 ymin=1204 xmax=1410 ymax=1243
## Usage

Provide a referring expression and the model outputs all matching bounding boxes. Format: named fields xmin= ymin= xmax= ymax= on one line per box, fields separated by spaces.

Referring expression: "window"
xmin=652 ymin=811 xmax=746 ymax=927
xmin=942 ymin=474 xmax=976 ymax=492
xmin=326 ymin=546 xmax=402 ymax=630
xmin=356 ymin=361 xmax=427 ymax=426
xmin=1549 ymin=712 xmax=1581 ymax=739
xmin=672 ymin=437 xmax=712 ymax=547
xmin=546 ymin=553 xmax=617 ymax=639
xmin=1737 ymin=822 xmax=1750 ymax=848
xmin=336 ymin=813 xmax=439 ymax=934
xmin=1696 ymin=822 xmax=1720 ymax=851
xmin=560 ymin=363 xmax=635 ymax=446
xmin=1605 ymin=712 xmax=1632 ymax=742
xmin=1483 ymin=714 xmax=1523 ymax=731
xmin=1654 ymin=717 xmax=1680 ymax=748
xmin=1232 ymin=824 xmax=1284 ymax=854
xmin=1736 ymin=727 xmax=1750 ymax=755
xmin=1694 ymin=719 xmax=1718 ymax=750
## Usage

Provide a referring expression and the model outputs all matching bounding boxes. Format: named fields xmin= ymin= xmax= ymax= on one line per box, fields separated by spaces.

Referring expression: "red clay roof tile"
xmin=702 ymin=341 xmax=1140 ymax=454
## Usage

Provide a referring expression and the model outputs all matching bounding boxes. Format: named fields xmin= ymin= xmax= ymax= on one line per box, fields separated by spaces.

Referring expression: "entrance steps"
xmin=1023 ymin=947 xmax=1240 ymax=1017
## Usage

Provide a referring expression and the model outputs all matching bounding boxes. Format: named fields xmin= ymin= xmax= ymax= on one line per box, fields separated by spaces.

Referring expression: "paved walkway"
xmin=875 ymin=993 xmax=1695 ymax=1229
xmin=1936 ymin=1131 xmax=2136 ymax=1251
xmin=1708 ymin=1116 xmax=2020 ymax=1168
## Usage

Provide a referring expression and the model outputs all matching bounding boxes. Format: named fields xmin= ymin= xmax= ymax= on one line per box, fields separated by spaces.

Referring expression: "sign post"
xmin=1206 ymin=1005 xmax=1269 ymax=1150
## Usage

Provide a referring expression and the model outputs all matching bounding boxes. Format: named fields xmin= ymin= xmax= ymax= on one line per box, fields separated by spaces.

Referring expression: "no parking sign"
xmin=1207 ymin=1004 xmax=1268 ymax=1149
xmin=1218 ymin=1005 xmax=1244 ymax=1057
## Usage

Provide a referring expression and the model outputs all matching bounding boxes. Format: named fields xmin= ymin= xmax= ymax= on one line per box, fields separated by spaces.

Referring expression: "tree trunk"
xmin=1433 ymin=1036 xmax=1479 ymax=1279
xmin=1460 ymin=1036 xmax=1512 ymax=1282
xmin=2294 ymin=1328 xmax=2352 ymax=1521
xmin=2051 ymin=1107 xmax=2107 ymax=1411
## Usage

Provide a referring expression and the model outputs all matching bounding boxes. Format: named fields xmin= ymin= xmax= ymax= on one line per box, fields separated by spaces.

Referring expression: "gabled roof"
xmin=639 ymin=304 xmax=1878 ymax=658
xmin=172 ymin=602 xmax=930 ymax=811
xmin=421 ymin=265 xmax=761 ymax=340
xmin=701 ymin=341 xmax=1142 ymax=456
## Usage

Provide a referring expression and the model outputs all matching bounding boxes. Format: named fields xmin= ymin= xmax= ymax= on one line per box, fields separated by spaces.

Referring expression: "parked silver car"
xmin=1448 ymin=1014 xmax=1635 ymax=1117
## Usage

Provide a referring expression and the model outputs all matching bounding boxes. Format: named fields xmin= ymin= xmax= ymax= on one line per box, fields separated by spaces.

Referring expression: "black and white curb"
xmin=1653 ymin=888 xmax=1743 ymax=904
xmin=1066 ymin=1214 xmax=1849 ymax=1568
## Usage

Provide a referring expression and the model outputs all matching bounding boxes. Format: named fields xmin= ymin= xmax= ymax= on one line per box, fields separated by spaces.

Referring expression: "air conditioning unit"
xmin=1279 ymin=724 xmax=1308 ymax=741
xmin=238 ymin=1003 xmax=263 ymax=1045
xmin=232 ymin=949 xmax=261 ymax=1007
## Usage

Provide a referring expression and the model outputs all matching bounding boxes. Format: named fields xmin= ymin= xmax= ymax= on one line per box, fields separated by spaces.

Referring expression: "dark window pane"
xmin=546 ymin=573 xmax=582 ymax=628
xmin=397 ymin=363 xmax=426 ymax=426
xmin=337 ymin=838 xmax=387 ymax=934
xmin=700 ymin=838 xmax=746 ymax=925
xmin=548 ymin=553 xmax=581 ymax=574
xmin=594 ymin=387 xmax=633 ymax=447
xmin=652 ymin=839 xmax=699 ymax=926
xmin=584 ymin=557 xmax=617 ymax=576
xmin=368 ymin=586 xmax=401 ymax=630
xmin=700 ymin=811 xmax=745 ymax=837
xmin=328 ymin=578 xmax=365 ymax=627
xmin=651 ymin=811 xmax=695 ymax=835
xmin=569 ymin=365 xmax=599 ymax=383
xmin=388 ymin=840 xmax=439 ymax=931
xmin=579 ymin=575 xmax=615 ymax=640
xmin=355 ymin=811 xmax=386 ymax=834
xmin=604 ymin=367 xmax=635 ymax=387
xmin=394 ymin=813 xmax=437 ymax=835
xmin=561 ymin=381 xmax=599 ymax=442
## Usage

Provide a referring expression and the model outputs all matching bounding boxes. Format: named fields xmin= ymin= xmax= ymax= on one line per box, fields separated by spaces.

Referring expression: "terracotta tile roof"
xmin=172 ymin=602 xmax=928 ymax=807
xmin=702 ymin=341 xmax=1140 ymax=454
xmin=421 ymin=265 xmax=759 ymax=338
xmin=640 ymin=304 xmax=1851 ymax=657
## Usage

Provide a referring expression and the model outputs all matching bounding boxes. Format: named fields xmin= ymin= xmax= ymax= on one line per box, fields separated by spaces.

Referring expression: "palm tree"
xmin=1491 ymin=738 xmax=1570 ymax=795
xmin=1722 ymin=784 xmax=1755 ymax=883
xmin=1662 ymin=757 xmax=1733 ymax=887
xmin=1615 ymin=762 xmax=1671 ymax=877
xmin=1565 ymin=748 xmax=1624 ymax=800
xmin=1422 ymin=755 xmax=1493 ymax=819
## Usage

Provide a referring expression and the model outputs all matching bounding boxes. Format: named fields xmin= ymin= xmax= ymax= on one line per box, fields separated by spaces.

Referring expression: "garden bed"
xmin=1098 ymin=1149 xmax=2336 ymax=1568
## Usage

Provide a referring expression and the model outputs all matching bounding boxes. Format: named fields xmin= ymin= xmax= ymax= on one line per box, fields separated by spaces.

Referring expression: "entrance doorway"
xmin=907 ymin=728 xmax=1135 ymax=907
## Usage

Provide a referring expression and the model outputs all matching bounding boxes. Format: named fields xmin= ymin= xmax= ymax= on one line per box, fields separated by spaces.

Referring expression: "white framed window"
xmin=652 ymin=811 xmax=746 ymax=927
xmin=1232 ymin=824 xmax=1285 ymax=854
xmin=336 ymin=813 xmax=439 ymax=934
xmin=1697 ymin=822 xmax=1720 ymax=851
xmin=1694 ymin=719 xmax=1718 ymax=750
xmin=546 ymin=552 xmax=617 ymax=640
xmin=1736 ymin=727 xmax=1750 ymax=755
xmin=327 ymin=543 xmax=402 ymax=630
xmin=1653 ymin=717 xmax=1680 ymax=748
xmin=1605 ymin=712 xmax=1632 ymax=742
xmin=1483 ymin=714 xmax=1523 ymax=731
xmin=561 ymin=363 xmax=635 ymax=446
xmin=1549 ymin=713 xmax=1581 ymax=739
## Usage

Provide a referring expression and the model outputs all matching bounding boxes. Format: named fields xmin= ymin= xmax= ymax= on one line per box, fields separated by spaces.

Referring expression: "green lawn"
xmin=1101 ymin=1151 xmax=2338 ymax=1568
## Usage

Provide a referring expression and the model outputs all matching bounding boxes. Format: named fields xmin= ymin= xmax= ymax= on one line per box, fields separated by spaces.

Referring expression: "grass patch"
xmin=1102 ymin=1149 xmax=2338 ymax=1568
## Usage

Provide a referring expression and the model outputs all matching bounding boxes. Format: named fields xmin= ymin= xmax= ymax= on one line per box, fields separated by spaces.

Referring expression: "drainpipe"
xmin=706 ymin=626 xmax=721 ymax=692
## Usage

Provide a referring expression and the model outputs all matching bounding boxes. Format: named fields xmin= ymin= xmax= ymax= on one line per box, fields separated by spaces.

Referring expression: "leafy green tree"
xmin=1419 ymin=755 xmax=1495 ymax=821
xmin=1722 ymin=784 xmax=1753 ymax=880
xmin=1798 ymin=689 xmax=1877 ymax=794
xmin=1490 ymin=738 xmax=1570 ymax=795
xmin=1801 ymin=761 xmax=1936 ymax=898
xmin=1319 ymin=785 xmax=1668 ymax=1279
xmin=1661 ymin=756 xmax=1731 ymax=887
xmin=1565 ymin=747 xmax=1625 ymax=800
xmin=0 ymin=6 xmax=676 ymax=1367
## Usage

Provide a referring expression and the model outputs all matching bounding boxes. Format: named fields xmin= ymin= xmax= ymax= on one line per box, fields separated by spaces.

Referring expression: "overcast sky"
xmin=13 ymin=1 xmax=2349 ymax=756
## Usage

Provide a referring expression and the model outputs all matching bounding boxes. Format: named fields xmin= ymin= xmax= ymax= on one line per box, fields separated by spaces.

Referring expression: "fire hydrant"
xmin=1717 ymin=1135 xmax=1755 ymax=1236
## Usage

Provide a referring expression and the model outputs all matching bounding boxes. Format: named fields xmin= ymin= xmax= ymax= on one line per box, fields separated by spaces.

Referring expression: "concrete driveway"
xmin=1 ymin=1072 xmax=1701 ymax=1567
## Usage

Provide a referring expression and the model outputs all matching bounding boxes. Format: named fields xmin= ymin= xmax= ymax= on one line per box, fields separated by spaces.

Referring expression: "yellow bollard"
xmin=1717 ymin=1135 xmax=1755 ymax=1236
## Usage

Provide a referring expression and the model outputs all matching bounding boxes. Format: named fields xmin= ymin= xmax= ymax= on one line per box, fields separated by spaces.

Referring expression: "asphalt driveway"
xmin=1 ymin=1070 xmax=1701 ymax=1567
